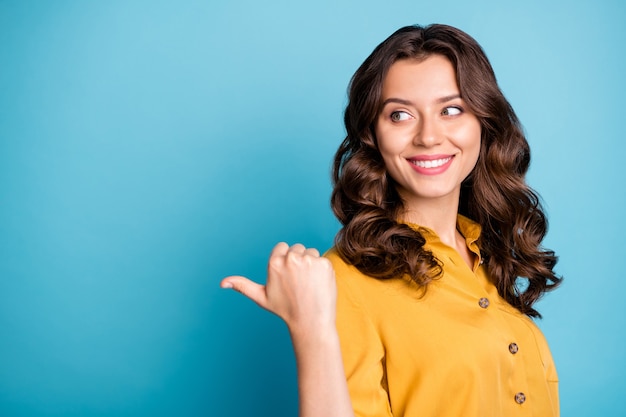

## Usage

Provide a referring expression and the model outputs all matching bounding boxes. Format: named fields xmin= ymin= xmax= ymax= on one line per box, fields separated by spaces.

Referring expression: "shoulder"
xmin=324 ymin=247 xmax=383 ymax=290
xmin=324 ymin=248 xmax=360 ymax=278
xmin=324 ymin=248 xmax=366 ymax=300
xmin=324 ymin=247 xmax=411 ymax=306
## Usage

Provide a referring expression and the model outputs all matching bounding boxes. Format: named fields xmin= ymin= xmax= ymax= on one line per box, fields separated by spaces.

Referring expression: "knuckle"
xmin=305 ymin=248 xmax=320 ymax=257
xmin=285 ymin=250 xmax=301 ymax=264
xmin=268 ymin=253 xmax=283 ymax=269
xmin=319 ymin=257 xmax=333 ymax=269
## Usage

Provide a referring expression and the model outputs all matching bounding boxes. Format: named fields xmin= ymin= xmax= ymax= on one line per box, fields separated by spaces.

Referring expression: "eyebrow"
xmin=381 ymin=94 xmax=462 ymax=107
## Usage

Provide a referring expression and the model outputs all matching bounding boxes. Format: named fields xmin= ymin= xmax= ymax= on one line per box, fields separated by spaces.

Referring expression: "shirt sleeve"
xmin=329 ymin=252 xmax=393 ymax=417
xmin=527 ymin=317 xmax=560 ymax=416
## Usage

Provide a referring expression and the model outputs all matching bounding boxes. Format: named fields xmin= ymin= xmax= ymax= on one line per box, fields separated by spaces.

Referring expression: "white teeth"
xmin=412 ymin=157 xmax=451 ymax=168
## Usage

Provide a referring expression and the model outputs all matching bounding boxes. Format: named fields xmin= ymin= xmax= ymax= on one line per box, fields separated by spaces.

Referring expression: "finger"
xmin=288 ymin=243 xmax=306 ymax=255
xmin=270 ymin=242 xmax=289 ymax=257
xmin=221 ymin=275 xmax=268 ymax=310
xmin=304 ymin=247 xmax=320 ymax=257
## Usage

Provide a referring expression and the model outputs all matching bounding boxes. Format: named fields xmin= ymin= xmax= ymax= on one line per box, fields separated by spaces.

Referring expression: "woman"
xmin=222 ymin=24 xmax=561 ymax=417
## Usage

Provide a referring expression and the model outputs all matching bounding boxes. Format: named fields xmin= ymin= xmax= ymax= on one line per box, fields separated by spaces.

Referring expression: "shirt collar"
xmin=403 ymin=214 xmax=482 ymax=245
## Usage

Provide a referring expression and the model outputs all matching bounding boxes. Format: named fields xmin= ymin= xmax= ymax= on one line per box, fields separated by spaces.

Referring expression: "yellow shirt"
xmin=326 ymin=215 xmax=559 ymax=417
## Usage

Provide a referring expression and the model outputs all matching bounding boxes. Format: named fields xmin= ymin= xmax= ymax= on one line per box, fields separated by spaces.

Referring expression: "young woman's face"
xmin=375 ymin=55 xmax=481 ymax=208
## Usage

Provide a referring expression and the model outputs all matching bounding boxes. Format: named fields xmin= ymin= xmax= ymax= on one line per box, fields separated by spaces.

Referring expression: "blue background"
xmin=1 ymin=0 xmax=624 ymax=416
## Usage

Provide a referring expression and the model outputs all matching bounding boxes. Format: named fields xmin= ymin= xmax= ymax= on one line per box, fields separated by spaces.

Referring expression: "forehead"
xmin=381 ymin=55 xmax=459 ymax=99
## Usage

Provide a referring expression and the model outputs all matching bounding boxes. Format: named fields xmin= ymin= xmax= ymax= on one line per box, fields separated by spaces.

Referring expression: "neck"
xmin=399 ymin=195 xmax=461 ymax=248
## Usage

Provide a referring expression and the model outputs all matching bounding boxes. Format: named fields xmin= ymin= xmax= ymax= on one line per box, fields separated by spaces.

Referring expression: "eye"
xmin=390 ymin=111 xmax=412 ymax=122
xmin=442 ymin=106 xmax=462 ymax=116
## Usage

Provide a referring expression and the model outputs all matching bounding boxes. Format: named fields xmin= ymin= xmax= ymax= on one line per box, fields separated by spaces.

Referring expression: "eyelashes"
xmin=388 ymin=106 xmax=464 ymax=122
xmin=441 ymin=106 xmax=463 ymax=116
xmin=390 ymin=111 xmax=412 ymax=122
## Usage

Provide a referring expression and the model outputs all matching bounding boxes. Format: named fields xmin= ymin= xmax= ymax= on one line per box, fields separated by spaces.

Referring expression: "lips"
xmin=410 ymin=157 xmax=452 ymax=168
xmin=407 ymin=154 xmax=455 ymax=175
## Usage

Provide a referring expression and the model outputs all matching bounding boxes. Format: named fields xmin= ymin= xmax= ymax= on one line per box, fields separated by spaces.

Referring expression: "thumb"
xmin=221 ymin=275 xmax=268 ymax=310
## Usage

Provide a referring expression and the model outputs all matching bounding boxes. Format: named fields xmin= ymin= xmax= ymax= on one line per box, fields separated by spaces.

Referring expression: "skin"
xmin=377 ymin=55 xmax=481 ymax=266
xmin=221 ymin=55 xmax=482 ymax=416
xmin=221 ymin=243 xmax=354 ymax=417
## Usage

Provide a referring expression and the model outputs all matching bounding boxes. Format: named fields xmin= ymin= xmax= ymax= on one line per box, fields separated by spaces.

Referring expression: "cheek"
xmin=467 ymin=129 xmax=481 ymax=152
xmin=374 ymin=128 xmax=392 ymax=159
xmin=375 ymin=126 xmax=407 ymax=157
xmin=463 ymin=125 xmax=482 ymax=171
xmin=458 ymin=121 xmax=481 ymax=153
xmin=377 ymin=139 xmax=405 ymax=175
xmin=374 ymin=132 xmax=402 ymax=175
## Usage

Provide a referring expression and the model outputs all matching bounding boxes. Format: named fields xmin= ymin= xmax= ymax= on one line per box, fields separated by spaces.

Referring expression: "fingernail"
xmin=221 ymin=282 xmax=233 ymax=289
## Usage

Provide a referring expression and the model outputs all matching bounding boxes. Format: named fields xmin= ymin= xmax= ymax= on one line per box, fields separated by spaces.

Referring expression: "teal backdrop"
xmin=1 ymin=0 xmax=624 ymax=416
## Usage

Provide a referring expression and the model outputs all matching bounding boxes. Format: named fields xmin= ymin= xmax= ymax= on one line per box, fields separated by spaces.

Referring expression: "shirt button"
xmin=515 ymin=392 xmax=526 ymax=404
xmin=478 ymin=297 xmax=490 ymax=308
xmin=509 ymin=343 xmax=519 ymax=354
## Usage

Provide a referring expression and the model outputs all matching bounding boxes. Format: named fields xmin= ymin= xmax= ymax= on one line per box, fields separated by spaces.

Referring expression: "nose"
xmin=413 ymin=116 xmax=442 ymax=147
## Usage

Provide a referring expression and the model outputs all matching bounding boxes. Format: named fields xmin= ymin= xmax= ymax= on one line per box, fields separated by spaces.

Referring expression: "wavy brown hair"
xmin=331 ymin=24 xmax=561 ymax=317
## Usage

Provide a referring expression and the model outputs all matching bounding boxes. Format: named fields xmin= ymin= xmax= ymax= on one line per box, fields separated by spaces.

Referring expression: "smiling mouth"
xmin=410 ymin=157 xmax=452 ymax=168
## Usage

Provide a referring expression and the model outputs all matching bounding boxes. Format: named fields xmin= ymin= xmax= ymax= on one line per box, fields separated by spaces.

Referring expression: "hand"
xmin=221 ymin=242 xmax=337 ymax=332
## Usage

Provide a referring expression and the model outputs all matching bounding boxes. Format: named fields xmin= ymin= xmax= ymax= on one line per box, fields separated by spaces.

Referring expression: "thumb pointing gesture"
xmin=221 ymin=242 xmax=337 ymax=330
xmin=220 ymin=275 xmax=269 ymax=311
xmin=220 ymin=241 xmax=292 ymax=312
